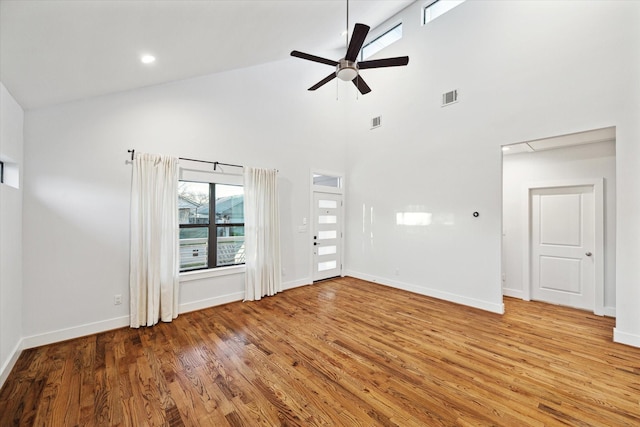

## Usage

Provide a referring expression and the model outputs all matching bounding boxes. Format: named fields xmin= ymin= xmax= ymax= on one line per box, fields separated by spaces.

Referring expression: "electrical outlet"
xmin=114 ymin=294 xmax=122 ymax=305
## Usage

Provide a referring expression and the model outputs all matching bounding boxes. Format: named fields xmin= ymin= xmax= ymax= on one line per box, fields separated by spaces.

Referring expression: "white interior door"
xmin=530 ymin=186 xmax=595 ymax=310
xmin=312 ymin=192 xmax=342 ymax=281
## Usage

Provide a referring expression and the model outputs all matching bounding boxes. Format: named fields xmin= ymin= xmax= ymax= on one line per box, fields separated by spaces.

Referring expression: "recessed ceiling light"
xmin=140 ymin=54 xmax=156 ymax=64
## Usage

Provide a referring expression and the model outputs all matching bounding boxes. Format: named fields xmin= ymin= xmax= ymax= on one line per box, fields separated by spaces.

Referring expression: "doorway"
xmin=501 ymin=127 xmax=615 ymax=316
xmin=310 ymin=171 xmax=344 ymax=282
xmin=312 ymin=192 xmax=343 ymax=281
xmin=528 ymin=183 xmax=601 ymax=311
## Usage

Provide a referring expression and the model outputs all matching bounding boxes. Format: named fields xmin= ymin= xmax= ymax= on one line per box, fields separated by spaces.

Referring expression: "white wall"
xmin=344 ymin=0 xmax=640 ymax=342
xmin=502 ymin=141 xmax=616 ymax=314
xmin=14 ymin=1 xmax=640 ymax=351
xmin=0 ymin=82 xmax=24 ymax=386
xmin=22 ymin=59 xmax=349 ymax=346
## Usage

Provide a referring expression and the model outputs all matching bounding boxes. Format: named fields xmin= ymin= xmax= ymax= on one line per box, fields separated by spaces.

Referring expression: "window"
xmin=423 ymin=0 xmax=465 ymax=25
xmin=361 ymin=23 xmax=403 ymax=61
xmin=313 ymin=173 xmax=342 ymax=188
xmin=178 ymin=181 xmax=244 ymax=272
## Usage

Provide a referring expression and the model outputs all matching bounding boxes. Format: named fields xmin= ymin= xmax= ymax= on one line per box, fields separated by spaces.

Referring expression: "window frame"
xmin=422 ymin=0 xmax=465 ymax=26
xmin=179 ymin=180 xmax=245 ymax=272
xmin=360 ymin=22 xmax=403 ymax=61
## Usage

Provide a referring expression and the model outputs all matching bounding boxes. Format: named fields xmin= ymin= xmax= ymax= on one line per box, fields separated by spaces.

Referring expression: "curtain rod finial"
xmin=127 ymin=149 xmax=135 ymax=161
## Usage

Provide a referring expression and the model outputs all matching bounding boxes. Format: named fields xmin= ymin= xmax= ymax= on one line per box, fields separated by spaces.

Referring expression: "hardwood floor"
xmin=1 ymin=277 xmax=639 ymax=426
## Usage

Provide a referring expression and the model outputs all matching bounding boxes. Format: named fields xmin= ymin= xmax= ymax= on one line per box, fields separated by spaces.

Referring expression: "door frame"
xmin=522 ymin=178 xmax=604 ymax=314
xmin=310 ymin=169 xmax=345 ymax=282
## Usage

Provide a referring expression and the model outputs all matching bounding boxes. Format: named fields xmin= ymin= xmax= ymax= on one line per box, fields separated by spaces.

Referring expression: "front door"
xmin=530 ymin=185 xmax=595 ymax=310
xmin=312 ymin=192 xmax=342 ymax=281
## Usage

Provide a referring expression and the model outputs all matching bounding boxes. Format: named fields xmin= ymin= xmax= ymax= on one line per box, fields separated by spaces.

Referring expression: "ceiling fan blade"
xmin=352 ymin=75 xmax=372 ymax=95
xmin=358 ymin=56 xmax=410 ymax=70
xmin=291 ymin=50 xmax=338 ymax=67
xmin=345 ymin=23 xmax=370 ymax=62
xmin=309 ymin=73 xmax=337 ymax=91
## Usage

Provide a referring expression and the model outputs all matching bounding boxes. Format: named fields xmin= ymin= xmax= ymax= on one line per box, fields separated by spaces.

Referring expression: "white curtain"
xmin=129 ymin=153 xmax=180 ymax=327
xmin=243 ymin=166 xmax=282 ymax=301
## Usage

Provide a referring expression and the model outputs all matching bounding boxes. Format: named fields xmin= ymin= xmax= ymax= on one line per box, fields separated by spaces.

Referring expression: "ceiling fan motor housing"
xmin=336 ymin=59 xmax=359 ymax=81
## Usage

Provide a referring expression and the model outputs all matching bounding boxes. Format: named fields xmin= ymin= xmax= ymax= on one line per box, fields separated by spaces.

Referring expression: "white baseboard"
xmin=0 ymin=338 xmax=24 ymax=390
xmin=22 ymin=315 xmax=130 ymax=350
xmin=19 ymin=280 xmax=311 ymax=352
xmin=503 ymin=289 xmax=617 ymax=318
xmin=282 ymin=277 xmax=311 ymax=291
xmin=613 ymin=328 xmax=640 ymax=348
xmin=179 ymin=291 xmax=244 ymax=314
xmin=345 ymin=270 xmax=504 ymax=314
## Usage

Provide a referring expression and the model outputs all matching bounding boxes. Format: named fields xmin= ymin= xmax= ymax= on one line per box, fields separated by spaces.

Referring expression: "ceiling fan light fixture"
xmin=336 ymin=59 xmax=358 ymax=81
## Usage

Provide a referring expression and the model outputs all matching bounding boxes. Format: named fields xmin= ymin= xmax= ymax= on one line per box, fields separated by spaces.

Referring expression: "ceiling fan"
xmin=290 ymin=2 xmax=409 ymax=95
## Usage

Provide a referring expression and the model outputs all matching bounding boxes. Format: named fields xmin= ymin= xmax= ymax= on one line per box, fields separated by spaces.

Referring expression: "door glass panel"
xmin=318 ymin=260 xmax=337 ymax=271
xmin=319 ymin=215 xmax=337 ymax=224
xmin=318 ymin=199 xmax=338 ymax=209
xmin=318 ymin=245 xmax=337 ymax=256
xmin=318 ymin=230 xmax=337 ymax=240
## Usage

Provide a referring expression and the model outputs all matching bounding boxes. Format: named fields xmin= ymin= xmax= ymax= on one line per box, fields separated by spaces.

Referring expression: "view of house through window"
xmin=178 ymin=181 xmax=244 ymax=271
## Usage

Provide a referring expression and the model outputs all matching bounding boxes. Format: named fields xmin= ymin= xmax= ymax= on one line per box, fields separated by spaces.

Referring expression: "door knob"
xmin=585 ymin=252 xmax=592 ymax=257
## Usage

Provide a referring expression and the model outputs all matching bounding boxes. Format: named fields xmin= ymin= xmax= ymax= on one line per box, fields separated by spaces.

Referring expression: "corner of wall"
xmin=0 ymin=80 xmax=25 ymax=390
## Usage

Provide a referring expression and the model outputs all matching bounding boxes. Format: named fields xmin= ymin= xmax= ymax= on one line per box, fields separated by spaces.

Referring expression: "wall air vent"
xmin=442 ymin=89 xmax=458 ymax=106
xmin=371 ymin=115 xmax=382 ymax=129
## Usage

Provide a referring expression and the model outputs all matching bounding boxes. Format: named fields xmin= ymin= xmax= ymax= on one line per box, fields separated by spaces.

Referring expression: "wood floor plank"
xmin=2 ymin=277 xmax=640 ymax=426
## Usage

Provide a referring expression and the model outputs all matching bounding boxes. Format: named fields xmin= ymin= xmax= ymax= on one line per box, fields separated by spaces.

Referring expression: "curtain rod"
xmin=127 ymin=149 xmax=243 ymax=170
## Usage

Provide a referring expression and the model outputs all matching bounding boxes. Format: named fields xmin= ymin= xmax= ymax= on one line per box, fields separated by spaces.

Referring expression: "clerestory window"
xmin=361 ymin=23 xmax=403 ymax=61
xmin=423 ymin=0 xmax=465 ymax=25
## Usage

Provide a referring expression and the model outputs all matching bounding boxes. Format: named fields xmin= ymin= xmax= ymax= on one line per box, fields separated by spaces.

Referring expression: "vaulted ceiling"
xmin=0 ymin=0 xmax=415 ymax=110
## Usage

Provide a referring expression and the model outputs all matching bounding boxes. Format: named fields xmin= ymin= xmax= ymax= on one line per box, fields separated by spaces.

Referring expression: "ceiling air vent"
xmin=371 ymin=115 xmax=382 ymax=129
xmin=442 ymin=89 xmax=458 ymax=106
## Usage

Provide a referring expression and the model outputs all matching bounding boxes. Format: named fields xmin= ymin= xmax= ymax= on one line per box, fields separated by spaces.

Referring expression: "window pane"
xmin=361 ymin=23 xmax=402 ymax=61
xmin=313 ymin=174 xmax=341 ymax=188
xmin=178 ymin=181 xmax=210 ymax=224
xmin=217 ymin=226 xmax=245 ymax=266
xmin=180 ymin=228 xmax=208 ymax=271
xmin=424 ymin=0 xmax=465 ymax=25
xmin=215 ymin=184 xmax=244 ymax=224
